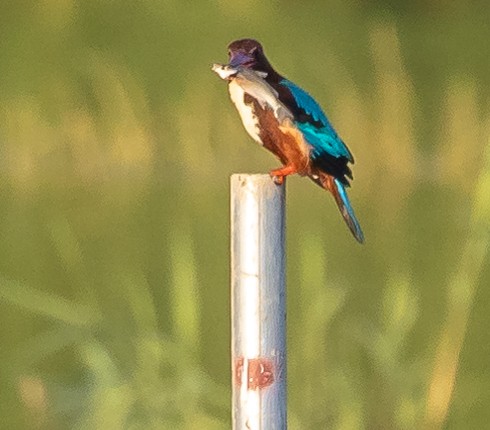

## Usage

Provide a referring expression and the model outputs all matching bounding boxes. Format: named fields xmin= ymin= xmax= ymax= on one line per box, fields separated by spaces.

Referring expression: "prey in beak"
xmin=212 ymin=63 xmax=238 ymax=80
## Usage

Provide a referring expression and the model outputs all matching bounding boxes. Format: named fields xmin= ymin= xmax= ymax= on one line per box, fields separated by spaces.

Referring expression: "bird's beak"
xmin=229 ymin=51 xmax=253 ymax=68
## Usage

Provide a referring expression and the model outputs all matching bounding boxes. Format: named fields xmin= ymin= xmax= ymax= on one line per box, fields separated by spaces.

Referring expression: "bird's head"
xmin=227 ymin=39 xmax=273 ymax=74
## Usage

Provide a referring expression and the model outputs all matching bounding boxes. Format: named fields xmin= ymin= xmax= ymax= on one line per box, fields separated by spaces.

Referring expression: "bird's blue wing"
xmin=279 ymin=79 xmax=353 ymax=162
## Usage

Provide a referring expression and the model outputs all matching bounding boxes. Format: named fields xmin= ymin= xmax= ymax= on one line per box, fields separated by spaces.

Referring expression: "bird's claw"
xmin=271 ymin=174 xmax=284 ymax=185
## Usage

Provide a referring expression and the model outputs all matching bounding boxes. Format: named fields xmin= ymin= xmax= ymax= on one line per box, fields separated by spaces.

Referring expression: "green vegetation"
xmin=0 ymin=1 xmax=489 ymax=429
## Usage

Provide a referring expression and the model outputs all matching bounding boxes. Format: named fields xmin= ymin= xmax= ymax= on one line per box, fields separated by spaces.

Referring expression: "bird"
xmin=212 ymin=38 xmax=364 ymax=243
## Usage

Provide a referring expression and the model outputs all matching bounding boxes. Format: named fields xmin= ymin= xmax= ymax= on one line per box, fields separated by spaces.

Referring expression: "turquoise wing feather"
xmin=280 ymin=79 xmax=353 ymax=162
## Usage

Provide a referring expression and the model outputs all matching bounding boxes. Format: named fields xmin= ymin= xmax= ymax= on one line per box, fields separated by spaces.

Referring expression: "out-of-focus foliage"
xmin=0 ymin=1 xmax=489 ymax=429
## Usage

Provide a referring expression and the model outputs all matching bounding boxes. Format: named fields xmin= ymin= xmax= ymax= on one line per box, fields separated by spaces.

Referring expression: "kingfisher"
xmin=212 ymin=39 xmax=364 ymax=243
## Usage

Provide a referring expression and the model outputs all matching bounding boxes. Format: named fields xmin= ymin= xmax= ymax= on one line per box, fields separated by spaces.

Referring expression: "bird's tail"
xmin=316 ymin=173 xmax=364 ymax=243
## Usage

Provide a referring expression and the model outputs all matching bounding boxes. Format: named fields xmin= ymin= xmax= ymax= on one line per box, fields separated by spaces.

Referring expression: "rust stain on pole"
xmin=234 ymin=357 xmax=275 ymax=390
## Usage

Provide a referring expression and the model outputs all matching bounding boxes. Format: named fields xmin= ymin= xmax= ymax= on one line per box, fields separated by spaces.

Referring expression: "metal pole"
xmin=231 ymin=174 xmax=287 ymax=430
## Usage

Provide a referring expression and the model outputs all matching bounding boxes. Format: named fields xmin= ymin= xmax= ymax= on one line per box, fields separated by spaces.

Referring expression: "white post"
xmin=230 ymin=174 xmax=287 ymax=430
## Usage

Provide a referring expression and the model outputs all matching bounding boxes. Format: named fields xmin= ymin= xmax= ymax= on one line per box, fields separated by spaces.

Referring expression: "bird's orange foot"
xmin=269 ymin=165 xmax=297 ymax=185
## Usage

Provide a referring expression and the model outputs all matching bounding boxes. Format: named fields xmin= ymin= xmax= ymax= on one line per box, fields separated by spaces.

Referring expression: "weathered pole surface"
xmin=231 ymin=174 xmax=287 ymax=430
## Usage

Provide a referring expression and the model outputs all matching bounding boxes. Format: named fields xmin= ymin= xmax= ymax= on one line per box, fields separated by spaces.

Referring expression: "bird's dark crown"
xmin=228 ymin=39 xmax=264 ymax=55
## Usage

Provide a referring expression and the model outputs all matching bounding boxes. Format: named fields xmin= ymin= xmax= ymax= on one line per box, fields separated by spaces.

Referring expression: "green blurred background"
xmin=1 ymin=1 xmax=489 ymax=429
